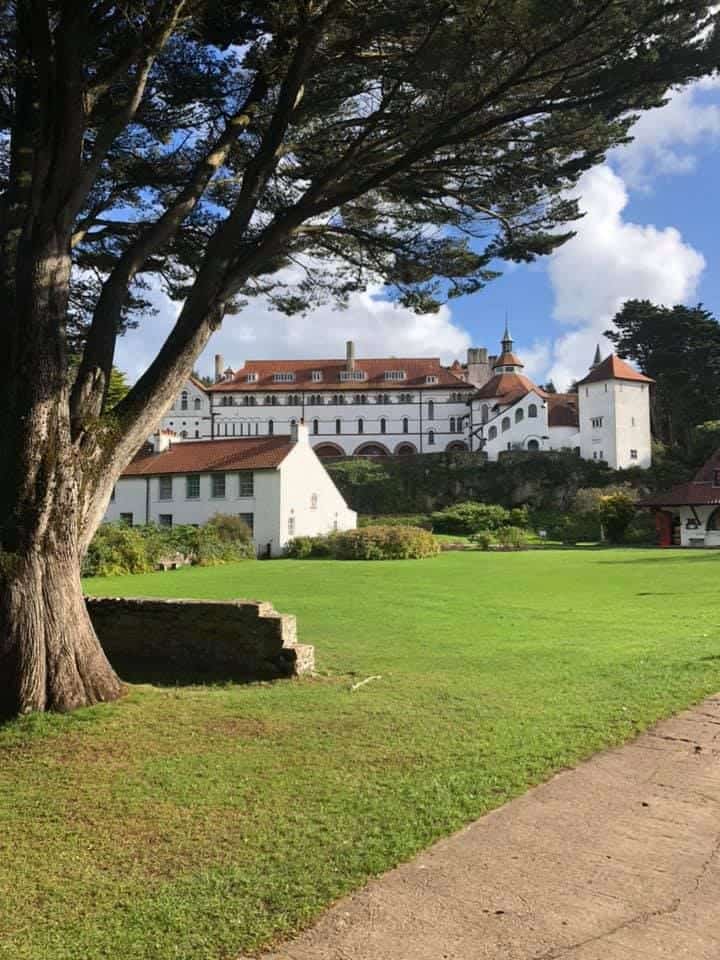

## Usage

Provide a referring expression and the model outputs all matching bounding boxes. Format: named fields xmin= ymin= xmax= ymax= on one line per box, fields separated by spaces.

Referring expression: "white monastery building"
xmin=162 ymin=328 xmax=653 ymax=470
xmin=105 ymin=423 xmax=356 ymax=557
xmin=639 ymin=450 xmax=720 ymax=548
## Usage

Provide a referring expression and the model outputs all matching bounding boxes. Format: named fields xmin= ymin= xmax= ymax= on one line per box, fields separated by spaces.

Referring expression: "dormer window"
xmin=339 ymin=370 xmax=366 ymax=381
xmin=246 ymin=372 xmax=258 ymax=383
xmin=311 ymin=370 xmax=323 ymax=382
xmin=272 ymin=372 xmax=295 ymax=382
xmin=425 ymin=375 xmax=439 ymax=385
xmin=384 ymin=370 xmax=406 ymax=381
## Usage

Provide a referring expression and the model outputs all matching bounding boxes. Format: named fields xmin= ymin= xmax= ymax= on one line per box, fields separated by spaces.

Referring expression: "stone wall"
xmin=86 ymin=597 xmax=314 ymax=682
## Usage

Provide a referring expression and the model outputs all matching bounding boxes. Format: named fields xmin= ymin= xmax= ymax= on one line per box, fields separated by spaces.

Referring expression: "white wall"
xmin=678 ymin=506 xmax=720 ymax=547
xmin=161 ymin=383 xmax=472 ymax=455
xmin=470 ymin=392 xmax=550 ymax=459
xmin=577 ymin=379 xmax=650 ymax=469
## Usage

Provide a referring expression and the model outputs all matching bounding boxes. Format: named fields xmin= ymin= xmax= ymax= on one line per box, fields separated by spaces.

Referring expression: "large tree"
xmin=1 ymin=1 xmax=718 ymax=717
xmin=605 ymin=299 xmax=720 ymax=450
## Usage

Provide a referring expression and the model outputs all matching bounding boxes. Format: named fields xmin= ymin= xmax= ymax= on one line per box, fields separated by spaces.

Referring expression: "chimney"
xmin=214 ymin=354 xmax=224 ymax=383
xmin=290 ymin=418 xmax=309 ymax=445
xmin=150 ymin=429 xmax=174 ymax=453
xmin=346 ymin=340 xmax=356 ymax=372
xmin=465 ymin=346 xmax=492 ymax=388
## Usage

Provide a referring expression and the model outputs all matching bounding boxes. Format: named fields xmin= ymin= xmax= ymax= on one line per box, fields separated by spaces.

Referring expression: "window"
xmin=246 ymin=372 xmax=258 ymax=383
xmin=288 ymin=514 xmax=296 ymax=536
xmin=358 ymin=418 xmax=364 ymax=434
xmin=515 ymin=408 xmax=524 ymax=423
xmin=272 ymin=372 xmax=295 ymax=382
xmin=332 ymin=394 xmax=346 ymax=405
xmin=335 ymin=419 xmax=342 ymax=434
xmin=238 ymin=471 xmax=254 ymax=497
xmin=488 ymin=426 xmax=497 ymax=440
xmin=194 ymin=430 xmax=200 ymax=438
xmin=311 ymin=370 xmax=323 ymax=382
xmin=287 ymin=394 xmax=300 ymax=406
xmin=481 ymin=404 xmax=489 ymax=424
xmin=339 ymin=369 xmax=367 ymax=381
xmin=527 ymin=439 xmax=539 ymax=451
xmin=428 ymin=429 xmax=435 ymax=445
xmin=310 ymin=493 xmax=318 ymax=510
xmin=714 ymin=470 xmax=720 ymax=488
xmin=585 ymin=388 xmax=589 ymax=397
xmin=380 ymin=418 xmax=387 ymax=434
xmin=186 ymin=475 xmax=200 ymax=499
xmin=158 ymin=476 xmax=173 ymax=500
xmin=425 ymin=375 xmax=438 ymax=384
xmin=591 ymin=416 xmax=604 ymax=428
xmin=501 ymin=417 xmax=511 ymax=432
xmin=211 ymin=474 xmax=226 ymax=498
xmin=158 ymin=514 xmax=173 ymax=527
xmin=194 ymin=397 xmax=201 ymax=410
xmin=450 ymin=417 xmax=456 ymax=433
xmin=528 ymin=403 xmax=538 ymax=418
xmin=119 ymin=512 xmax=133 ymax=525
xmin=309 ymin=394 xmax=323 ymax=405
xmin=377 ymin=393 xmax=390 ymax=404
xmin=399 ymin=393 xmax=413 ymax=403
xmin=268 ymin=419 xmax=274 ymax=435
xmin=239 ymin=512 xmax=254 ymax=536
xmin=312 ymin=418 xmax=319 ymax=435
xmin=383 ymin=370 xmax=406 ymax=381
xmin=402 ymin=417 xmax=409 ymax=434
xmin=181 ymin=391 xmax=188 ymax=411
xmin=630 ymin=449 xmax=638 ymax=460
xmin=354 ymin=393 xmax=368 ymax=404
xmin=180 ymin=430 xmax=188 ymax=439
xmin=427 ymin=400 xmax=435 ymax=420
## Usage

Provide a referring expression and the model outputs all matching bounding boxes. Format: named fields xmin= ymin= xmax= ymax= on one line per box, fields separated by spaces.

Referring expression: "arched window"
xmin=358 ymin=418 xmax=364 ymax=434
xmin=428 ymin=429 xmax=435 ymax=445
xmin=428 ymin=400 xmax=435 ymax=419
xmin=194 ymin=397 xmax=201 ymax=411
xmin=290 ymin=418 xmax=297 ymax=428
xmin=335 ymin=419 xmax=342 ymax=434
xmin=501 ymin=416 xmax=511 ymax=432
xmin=402 ymin=417 xmax=409 ymax=434
xmin=515 ymin=408 xmax=524 ymax=423
xmin=481 ymin=404 xmax=489 ymax=424
xmin=527 ymin=439 xmax=540 ymax=451
xmin=528 ymin=403 xmax=538 ymax=418
xmin=380 ymin=418 xmax=387 ymax=434
xmin=181 ymin=391 xmax=188 ymax=411
xmin=312 ymin=418 xmax=319 ymax=435
xmin=449 ymin=417 xmax=456 ymax=433
xmin=268 ymin=419 xmax=274 ymax=435
xmin=488 ymin=425 xmax=498 ymax=440
xmin=708 ymin=508 xmax=720 ymax=531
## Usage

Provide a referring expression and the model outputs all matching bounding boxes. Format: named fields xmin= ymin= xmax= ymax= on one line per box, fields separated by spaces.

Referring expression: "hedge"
xmin=285 ymin=525 xmax=439 ymax=560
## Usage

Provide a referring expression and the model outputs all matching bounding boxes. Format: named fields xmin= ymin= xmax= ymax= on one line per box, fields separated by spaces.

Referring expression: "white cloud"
xmin=519 ymin=339 xmax=552 ymax=381
xmin=115 ymin=278 xmax=472 ymax=383
xmin=612 ymin=77 xmax=720 ymax=188
xmin=545 ymin=164 xmax=705 ymax=389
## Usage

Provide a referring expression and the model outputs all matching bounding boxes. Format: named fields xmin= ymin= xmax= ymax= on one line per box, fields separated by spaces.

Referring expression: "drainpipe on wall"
xmin=419 ymin=389 xmax=423 ymax=454
xmin=145 ymin=477 xmax=150 ymax=524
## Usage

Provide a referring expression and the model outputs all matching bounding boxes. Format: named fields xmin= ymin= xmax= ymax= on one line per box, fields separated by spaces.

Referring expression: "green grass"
xmin=2 ymin=550 xmax=720 ymax=960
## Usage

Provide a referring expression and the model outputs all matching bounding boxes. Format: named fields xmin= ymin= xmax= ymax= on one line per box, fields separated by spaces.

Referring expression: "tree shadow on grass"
xmin=595 ymin=553 xmax=720 ymax=565
xmin=110 ymin=654 xmax=292 ymax=688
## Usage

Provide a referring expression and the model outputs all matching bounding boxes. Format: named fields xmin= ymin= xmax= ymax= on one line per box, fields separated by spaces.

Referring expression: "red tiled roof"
xmin=122 ymin=437 xmax=294 ymax=477
xmin=208 ymin=357 xmax=474 ymax=392
xmin=638 ymin=450 xmax=720 ymax=507
xmin=576 ymin=355 xmax=653 ymax=386
xmin=493 ymin=351 xmax=524 ymax=368
xmin=474 ymin=372 xmax=548 ymax=404
xmin=547 ymin=394 xmax=579 ymax=428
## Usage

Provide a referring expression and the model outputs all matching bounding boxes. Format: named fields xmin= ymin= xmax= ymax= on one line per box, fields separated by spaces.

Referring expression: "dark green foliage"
xmin=358 ymin=514 xmax=433 ymax=530
xmin=83 ymin=521 xmax=255 ymax=577
xmin=285 ymin=526 xmax=439 ymax=560
xmin=431 ymin=501 xmax=511 ymax=535
xmin=205 ymin=513 xmax=253 ymax=543
xmin=496 ymin=526 xmax=531 ymax=550
xmin=597 ymin=493 xmax=638 ymax=544
xmin=606 ymin=300 xmax=720 ymax=451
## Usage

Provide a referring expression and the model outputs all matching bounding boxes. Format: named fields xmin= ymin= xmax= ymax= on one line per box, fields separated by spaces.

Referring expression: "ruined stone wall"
xmin=86 ymin=597 xmax=313 ymax=681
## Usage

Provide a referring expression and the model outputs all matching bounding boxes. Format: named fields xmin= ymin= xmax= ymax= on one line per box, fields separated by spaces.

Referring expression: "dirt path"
xmin=242 ymin=696 xmax=720 ymax=960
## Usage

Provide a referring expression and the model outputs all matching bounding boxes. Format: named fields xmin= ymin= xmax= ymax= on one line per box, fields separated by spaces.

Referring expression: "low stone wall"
xmin=86 ymin=597 xmax=314 ymax=681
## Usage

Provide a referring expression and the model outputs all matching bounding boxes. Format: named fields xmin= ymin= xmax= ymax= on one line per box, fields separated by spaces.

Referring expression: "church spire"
xmin=591 ymin=344 xmax=602 ymax=369
xmin=501 ymin=316 xmax=513 ymax=355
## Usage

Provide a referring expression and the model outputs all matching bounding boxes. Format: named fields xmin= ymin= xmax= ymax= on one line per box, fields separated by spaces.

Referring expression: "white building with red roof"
xmin=161 ymin=341 xmax=476 ymax=458
xmin=105 ymin=423 xmax=356 ymax=556
xmin=469 ymin=328 xmax=653 ymax=469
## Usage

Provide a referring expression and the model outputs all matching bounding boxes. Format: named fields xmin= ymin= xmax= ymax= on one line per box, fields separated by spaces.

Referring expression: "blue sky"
xmin=117 ymin=79 xmax=720 ymax=392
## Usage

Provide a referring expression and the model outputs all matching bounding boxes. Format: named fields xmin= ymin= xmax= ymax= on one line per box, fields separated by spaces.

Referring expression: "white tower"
xmin=576 ymin=349 xmax=653 ymax=469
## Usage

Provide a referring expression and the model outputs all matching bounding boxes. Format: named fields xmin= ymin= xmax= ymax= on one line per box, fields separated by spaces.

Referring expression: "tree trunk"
xmin=0 ymin=543 xmax=123 ymax=718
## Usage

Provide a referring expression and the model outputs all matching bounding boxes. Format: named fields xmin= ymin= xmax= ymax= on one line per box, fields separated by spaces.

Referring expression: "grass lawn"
xmin=2 ymin=549 xmax=720 ymax=960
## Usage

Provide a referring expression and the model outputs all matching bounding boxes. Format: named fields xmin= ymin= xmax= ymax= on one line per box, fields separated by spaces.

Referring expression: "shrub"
xmin=597 ymin=492 xmax=638 ymax=544
xmin=82 ymin=523 xmax=154 ymax=578
xmin=471 ymin=530 xmax=495 ymax=551
xmin=286 ymin=525 xmax=439 ymax=560
xmin=496 ymin=526 xmax=530 ymax=550
xmin=206 ymin=513 xmax=253 ymax=543
xmin=358 ymin=513 xmax=432 ymax=529
xmin=332 ymin=525 xmax=439 ymax=560
xmin=431 ymin=501 xmax=510 ymax=535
